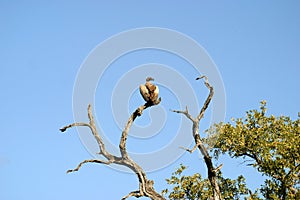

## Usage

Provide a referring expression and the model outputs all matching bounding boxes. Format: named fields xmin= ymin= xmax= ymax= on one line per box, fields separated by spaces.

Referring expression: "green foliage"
xmin=163 ymin=164 xmax=256 ymax=200
xmin=208 ymin=101 xmax=300 ymax=199
xmin=162 ymin=164 xmax=211 ymax=199
xmin=164 ymin=101 xmax=299 ymax=199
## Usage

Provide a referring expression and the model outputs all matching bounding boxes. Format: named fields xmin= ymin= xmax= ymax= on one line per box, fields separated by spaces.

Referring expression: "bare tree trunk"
xmin=172 ymin=76 xmax=222 ymax=200
xmin=60 ymin=101 xmax=165 ymax=200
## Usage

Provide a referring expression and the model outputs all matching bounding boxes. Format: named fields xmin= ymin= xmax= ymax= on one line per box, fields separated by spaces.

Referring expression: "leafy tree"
xmin=164 ymin=101 xmax=300 ymax=199
xmin=162 ymin=164 xmax=254 ymax=200
xmin=210 ymin=101 xmax=300 ymax=199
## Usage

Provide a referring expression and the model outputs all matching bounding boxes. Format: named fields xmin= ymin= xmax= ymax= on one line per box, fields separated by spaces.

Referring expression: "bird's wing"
xmin=139 ymin=84 xmax=150 ymax=101
xmin=145 ymin=82 xmax=159 ymax=102
xmin=145 ymin=82 xmax=156 ymax=93
xmin=152 ymin=85 xmax=159 ymax=101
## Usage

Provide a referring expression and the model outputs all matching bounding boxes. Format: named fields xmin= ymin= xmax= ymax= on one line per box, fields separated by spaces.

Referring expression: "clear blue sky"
xmin=1 ymin=1 xmax=299 ymax=199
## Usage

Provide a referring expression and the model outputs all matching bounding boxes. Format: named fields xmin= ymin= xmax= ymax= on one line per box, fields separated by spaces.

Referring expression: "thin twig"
xmin=179 ymin=141 xmax=203 ymax=153
xmin=60 ymin=122 xmax=90 ymax=132
xmin=66 ymin=159 xmax=113 ymax=173
xmin=121 ymin=191 xmax=143 ymax=200
xmin=170 ymin=106 xmax=194 ymax=121
xmin=213 ymin=164 xmax=223 ymax=173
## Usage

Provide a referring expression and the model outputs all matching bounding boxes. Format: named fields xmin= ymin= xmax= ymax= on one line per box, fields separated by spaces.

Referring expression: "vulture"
xmin=139 ymin=77 xmax=159 ymax=103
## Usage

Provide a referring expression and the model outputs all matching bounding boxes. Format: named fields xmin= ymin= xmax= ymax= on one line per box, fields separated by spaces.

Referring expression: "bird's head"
xmin=146 ymin=77 xmax=154 ymax=82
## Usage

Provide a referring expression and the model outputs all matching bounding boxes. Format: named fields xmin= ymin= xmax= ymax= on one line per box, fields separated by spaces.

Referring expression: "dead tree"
xmin=60 ymin=78 xmax=165 ymax=200
xmin=171 ymin=76 xmax=222 ymax=200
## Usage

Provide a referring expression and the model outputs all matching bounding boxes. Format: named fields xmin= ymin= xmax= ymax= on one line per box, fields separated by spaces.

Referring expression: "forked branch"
xmin=171 ymin=75 xmax=222 ymax=200
xmin=60 ymin=99 xmax=164 ymax=200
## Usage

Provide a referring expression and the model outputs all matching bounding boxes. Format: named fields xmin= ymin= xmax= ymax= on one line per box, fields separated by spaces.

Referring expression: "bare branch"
xmin=196 ymin=75 xmax=214 ymax=121
xmin=66 ymin=159 xmax=113 ymax=174
xmin=179 ymin=141 xmax=202 ymax=153
xmin=59 ymin=122 xmax=90 ymax=132
xmin=119 ymin=100 xmax=161 ymax=159
xmin=61 ymin=95 xmax=165 ymax=199
xmin=86 ymin=104 xmax=109 ymax=156
xmin=172 ymin=75 xmax=221 ymax=200
xmin=121 ymin=191 xmax=143 ymax=200
xmin=213 ymin=164 xmax=223 ymax=173
xmin=171 ymin=106 xmax=194 ymax=121
xmin=119 ymin=104 xmax=146 ymax=159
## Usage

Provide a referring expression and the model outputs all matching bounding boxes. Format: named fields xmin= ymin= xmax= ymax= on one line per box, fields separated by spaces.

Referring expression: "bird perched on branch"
xmin=139 ymin=77 xmax=160 ymax=104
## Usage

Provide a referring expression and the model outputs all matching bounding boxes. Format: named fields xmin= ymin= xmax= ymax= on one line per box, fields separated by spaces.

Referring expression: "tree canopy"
xmin=163 ymin=164 xmax=251 ymax=200
xmin=164 ymin=101 xmax=300 ymax=200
